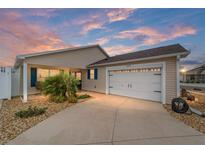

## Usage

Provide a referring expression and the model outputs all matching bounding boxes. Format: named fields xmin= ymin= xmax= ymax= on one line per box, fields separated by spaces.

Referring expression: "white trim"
xmin=105 ymin=67 xmax=109 ymax=95
xmin=23 ymin=62 xmax=27 ymax=102
xmin=106 ymin=62 xmax=166 ymax=104
xmin=176 ymin=55 xmax=180 ymax=97
xmin=91 ymin=52 xmax=189 ymax=67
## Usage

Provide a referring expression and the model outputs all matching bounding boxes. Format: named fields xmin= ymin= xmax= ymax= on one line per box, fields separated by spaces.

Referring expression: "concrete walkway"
xmin=8 ymin=92 xmax=205 ymax=145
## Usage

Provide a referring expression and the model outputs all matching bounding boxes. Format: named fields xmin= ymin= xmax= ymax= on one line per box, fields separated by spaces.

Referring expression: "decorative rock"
xmin=164 ymin=102 xmax=205 ymax=135
xmin=0 ymin=94 xmax=89 ymax=144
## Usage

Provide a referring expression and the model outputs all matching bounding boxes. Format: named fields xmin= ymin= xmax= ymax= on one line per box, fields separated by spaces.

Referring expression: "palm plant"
xmin=66 ymin=75 xmax=79 ymax=103
xmin=42 ymin=72 xmax=79 ymax=103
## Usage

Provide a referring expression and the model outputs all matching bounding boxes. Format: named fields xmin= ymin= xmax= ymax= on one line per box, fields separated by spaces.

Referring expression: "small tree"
xmin=42 ymin=72 xmax=79 ymax=103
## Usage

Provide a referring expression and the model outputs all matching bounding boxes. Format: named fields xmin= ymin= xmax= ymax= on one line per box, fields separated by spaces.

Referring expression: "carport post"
xmin=23 ymin=62 xmax=28 ymax=102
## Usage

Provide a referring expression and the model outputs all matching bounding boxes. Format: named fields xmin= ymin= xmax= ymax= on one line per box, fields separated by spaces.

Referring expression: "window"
xmin=76 ymin=72 xmax=82 ymax=80
xmin=87 ymin=68 xmax=98 ymax=80
xmin=0 ymin=67 xmax=5 ymax=73
xmin=37 ymin=69 xmax=49 ymax=81
xmin=49 ymin=69 xmax=60 ymax=77
xmin=109 ymin=67 xmax=161 ymax=73
xmin=90 ymin=69 xmax=95 ymax=80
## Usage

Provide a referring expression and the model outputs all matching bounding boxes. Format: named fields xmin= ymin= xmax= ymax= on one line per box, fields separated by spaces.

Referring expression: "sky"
xmin=0 ymin=8 xmax=204 ymax=70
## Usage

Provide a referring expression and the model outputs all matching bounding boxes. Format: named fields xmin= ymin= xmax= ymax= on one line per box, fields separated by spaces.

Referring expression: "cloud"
xmin=106 ymin=9 xmax=135 ymax=22
xmin=115 ymin=25 xmax=197 ymax=45
xmin=28 ymin=9 xmax=60 ymax=18
xmin=104 ymin=45 xmax=137 ymax=56
xmin=93 ymin=37 xmax=109 ymax=45
xmin=71 ymin=9 xmax=136 ymax=35
xmin=0 ymin=11 xmax=71 ymax=66
xmin=81 ymin=21 xmax=104 ymax=34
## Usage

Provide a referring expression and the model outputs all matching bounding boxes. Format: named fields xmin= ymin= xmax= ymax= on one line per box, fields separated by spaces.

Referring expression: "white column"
xmin=23 ymin=62 xmax=28 ymax=102
xmin=176 ymin=56 xmax=180 ymax=97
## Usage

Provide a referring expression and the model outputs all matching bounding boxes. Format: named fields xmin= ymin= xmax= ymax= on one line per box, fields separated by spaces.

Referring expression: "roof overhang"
xmin=89 ymin=51 xmax=190 ymax=67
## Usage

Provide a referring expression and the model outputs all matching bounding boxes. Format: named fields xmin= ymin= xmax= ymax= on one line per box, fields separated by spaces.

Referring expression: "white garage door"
xmin=109 ymin=67 xmax=162 ymax=102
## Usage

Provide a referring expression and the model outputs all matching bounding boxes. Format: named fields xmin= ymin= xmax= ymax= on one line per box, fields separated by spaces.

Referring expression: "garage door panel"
xmin=108 ymin=67 xmax=162 ymax=102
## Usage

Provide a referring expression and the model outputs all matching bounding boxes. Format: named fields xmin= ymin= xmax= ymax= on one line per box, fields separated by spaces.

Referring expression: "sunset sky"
xmin=0 ymin=8 xmax=204 ymax=70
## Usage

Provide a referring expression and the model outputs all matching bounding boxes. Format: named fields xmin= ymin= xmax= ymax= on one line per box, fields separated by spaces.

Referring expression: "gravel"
xmin=164 ymin=100 xmax=205 ymax=134
xmin=0 ymin=94 xmax=89 ymax=144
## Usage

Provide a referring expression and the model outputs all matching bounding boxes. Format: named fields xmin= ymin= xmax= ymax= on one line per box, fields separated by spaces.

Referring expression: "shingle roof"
xmin=89 ymin=44 xmax=189 ymax=66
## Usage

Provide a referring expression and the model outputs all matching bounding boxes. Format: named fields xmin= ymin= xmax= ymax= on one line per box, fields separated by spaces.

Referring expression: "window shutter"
xmin=87 ymin=69 xmax=90 ymax=80
xmin=94 ymin=68 xmax=98 ymax=80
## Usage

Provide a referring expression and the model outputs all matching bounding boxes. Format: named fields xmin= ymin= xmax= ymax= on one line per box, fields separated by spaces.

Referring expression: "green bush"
xmin=42 ymin=73 xmax=68 ymax=103
xmin=42 ymin=72 xmax=79 ymax=103
xmin=77 ymin=94 xmax=91 ymax=99
xmin=15 ymin=106 xmax=47 ymax=118
xmin=36 ymin=81 xmax=44 ymax=91
xmin=66 ymin=75 xmax=79 ymax=103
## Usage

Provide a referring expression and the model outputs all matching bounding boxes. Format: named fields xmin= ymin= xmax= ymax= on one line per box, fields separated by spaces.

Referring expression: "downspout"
xmin=176 ymin=55 xmax=180 ymax=97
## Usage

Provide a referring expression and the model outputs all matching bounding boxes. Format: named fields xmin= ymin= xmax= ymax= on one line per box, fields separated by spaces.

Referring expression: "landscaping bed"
xmin=0 ymin=93 xmax=90 ymax=144
xmin=164 ymin=100 xmax=205 ymax=134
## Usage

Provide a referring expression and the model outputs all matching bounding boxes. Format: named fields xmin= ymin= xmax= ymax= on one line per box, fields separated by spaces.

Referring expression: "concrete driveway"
xmin=9 ymin=92 xmax=205 ymax=145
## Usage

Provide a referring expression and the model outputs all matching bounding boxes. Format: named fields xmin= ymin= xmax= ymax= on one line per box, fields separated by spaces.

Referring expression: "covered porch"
xmin=22 ymin=63 xmax=83 ymax=102
xmin=14 ymin=45 xmax=109 ymax=102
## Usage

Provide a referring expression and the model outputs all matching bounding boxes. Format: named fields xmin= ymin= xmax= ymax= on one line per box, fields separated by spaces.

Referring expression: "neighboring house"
xmin=1 ymin=44 xmax=189 ymax=104
xmin=182 ymin=63 xmax=205 ymax=83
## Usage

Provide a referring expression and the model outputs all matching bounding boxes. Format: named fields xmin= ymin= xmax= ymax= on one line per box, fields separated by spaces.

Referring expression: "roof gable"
xmin=14 ymin=45 xmax=109 ymax=68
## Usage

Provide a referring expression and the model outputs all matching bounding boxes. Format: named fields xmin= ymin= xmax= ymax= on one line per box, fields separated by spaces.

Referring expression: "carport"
xmin=13 ymin=45 xmax=109 ymax=102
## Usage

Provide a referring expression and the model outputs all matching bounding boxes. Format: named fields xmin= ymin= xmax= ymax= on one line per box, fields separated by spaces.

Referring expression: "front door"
xmin=31 ymin=68 xmax=37 ymax=87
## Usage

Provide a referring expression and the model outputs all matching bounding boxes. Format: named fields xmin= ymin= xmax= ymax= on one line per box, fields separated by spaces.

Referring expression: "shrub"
xmin=77 ymin=94 xmax=91 ymax=99
xmin=66 ymin=75 xmax=79 ymax=103
xmin=42 ymin=72 xmax=79 ymax=103
xmin=68 ymin=95 xmax=78 ymax=103
xmin=42 ymin=73 xmax=68 ymax=103
xmin=36 ymin=81 xmax=44 ymax=91
xmin=15 ymin=106 xmax=47 ymax=118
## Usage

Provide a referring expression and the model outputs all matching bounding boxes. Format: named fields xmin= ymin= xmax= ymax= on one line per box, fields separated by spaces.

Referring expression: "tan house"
xmin=13 ymin=44 xmax=189 ymax=104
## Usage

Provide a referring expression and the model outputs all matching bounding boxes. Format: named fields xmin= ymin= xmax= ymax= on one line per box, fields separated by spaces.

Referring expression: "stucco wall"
xmin=82 ymin=56 xmax=177 ymax=104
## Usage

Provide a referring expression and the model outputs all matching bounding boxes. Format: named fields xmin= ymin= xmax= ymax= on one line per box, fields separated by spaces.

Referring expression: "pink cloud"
xmin=93 ymin=37 xmax=109 ymax=45
xmin=28 ymin=9 xmax=60 ymax=18
xmin=106 ymin=8 xmax=136 ymax=22
xmin=71 ymin=13 xmax=105 ymax=35
xmin=115 ymin=25 xmax=197 ymax=45
xmin=81 ymin=21 xmax=104 ymax=34
xmin=72 ymin=9 xmax=136 ymax=35
xmin=105 ymin=45 xmax=137 ymax=56
xmin=169 ymin=25 xmax=197 ymax=39
xmin=0 ymin=11 xmax=72 ymax=66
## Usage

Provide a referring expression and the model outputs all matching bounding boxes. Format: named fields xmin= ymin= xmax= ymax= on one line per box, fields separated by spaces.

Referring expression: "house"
xmin=182 ymin=63 xmax=205 ymax=83
xmin=4 ymin=44 xmax=189 ymax=104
